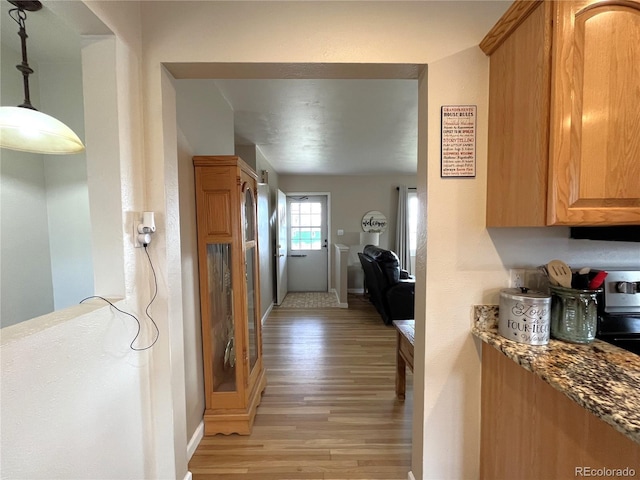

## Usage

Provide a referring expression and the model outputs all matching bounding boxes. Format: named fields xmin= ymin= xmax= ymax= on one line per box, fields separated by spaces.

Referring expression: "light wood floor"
xmin=189 ymin=295 xmax=413 ymax=479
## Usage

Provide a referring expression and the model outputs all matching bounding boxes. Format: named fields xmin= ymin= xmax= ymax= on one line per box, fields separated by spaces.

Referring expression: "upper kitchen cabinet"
xmin=482 ymin=0 xmax=640 ymax=226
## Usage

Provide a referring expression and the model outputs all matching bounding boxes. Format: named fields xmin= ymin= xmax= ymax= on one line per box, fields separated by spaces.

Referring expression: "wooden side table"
xmin=392 ymin=319 xmax=414 ymax=400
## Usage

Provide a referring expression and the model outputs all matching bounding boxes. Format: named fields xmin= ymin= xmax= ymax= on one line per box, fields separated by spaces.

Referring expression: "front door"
xmin=286 ymin=194 xmax=328 ymax=292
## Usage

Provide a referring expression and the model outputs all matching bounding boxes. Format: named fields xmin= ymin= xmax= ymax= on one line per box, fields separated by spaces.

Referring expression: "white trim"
xmin=408 ymin=471 xmax=416 ymax=480
xmin=329 ymin=289 xmax=348 ymax=309
xmin=183 ymin=472 xmax=193 ymax=480
xmin=348 ymin=288 xmax=365 ymax=294
xmin=261 ymin=301 xmax=274 ymax=325
xmin=187 ymin=420 xmax=204 ymax=461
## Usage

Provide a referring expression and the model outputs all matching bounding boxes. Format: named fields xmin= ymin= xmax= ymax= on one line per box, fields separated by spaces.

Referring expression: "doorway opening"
xmin=170 ymin=62 xmax=425 ymax=476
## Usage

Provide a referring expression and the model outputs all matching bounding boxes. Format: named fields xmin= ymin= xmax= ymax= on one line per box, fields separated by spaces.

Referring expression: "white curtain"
xmin=395 ymin=185 xmax=412 ymax=274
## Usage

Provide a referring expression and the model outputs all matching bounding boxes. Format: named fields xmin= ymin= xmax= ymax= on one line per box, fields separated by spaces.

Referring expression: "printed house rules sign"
xmin=441 ymin=105 xmax=476 ymax=177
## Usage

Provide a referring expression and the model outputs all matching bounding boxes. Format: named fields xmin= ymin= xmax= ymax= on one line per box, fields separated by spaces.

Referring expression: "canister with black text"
xmin=499 ymin=288 xmax=551 ymax=345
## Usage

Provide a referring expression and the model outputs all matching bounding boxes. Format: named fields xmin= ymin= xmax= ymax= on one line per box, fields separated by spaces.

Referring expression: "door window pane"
xmin=290 ymin=201 xmax=322 ymax=250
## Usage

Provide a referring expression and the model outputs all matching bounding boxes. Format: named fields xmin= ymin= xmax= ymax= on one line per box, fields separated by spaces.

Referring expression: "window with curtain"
xmin=408 ymin=191 xmax=418 ymax=257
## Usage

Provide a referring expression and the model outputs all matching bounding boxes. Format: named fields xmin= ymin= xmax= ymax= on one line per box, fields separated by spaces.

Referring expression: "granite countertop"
xmin=472 ymin=305 xmax=640 ymax=446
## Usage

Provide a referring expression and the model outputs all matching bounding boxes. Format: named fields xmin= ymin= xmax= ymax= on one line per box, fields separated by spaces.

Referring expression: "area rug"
xmin=277 ymin=292 xmax=340 ymax=308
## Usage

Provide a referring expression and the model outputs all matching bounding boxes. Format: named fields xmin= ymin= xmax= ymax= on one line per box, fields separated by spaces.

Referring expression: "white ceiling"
xmin=214 ymin=78 xmax=419 ymax=175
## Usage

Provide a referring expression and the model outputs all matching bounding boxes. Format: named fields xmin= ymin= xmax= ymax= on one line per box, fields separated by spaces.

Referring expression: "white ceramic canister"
xmin=499 ymin=288 xmax=551 ymax=345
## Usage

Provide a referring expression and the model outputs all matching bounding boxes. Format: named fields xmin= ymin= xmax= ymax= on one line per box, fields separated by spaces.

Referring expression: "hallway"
xmin=189 ymin=296 xmax=413 ymax=479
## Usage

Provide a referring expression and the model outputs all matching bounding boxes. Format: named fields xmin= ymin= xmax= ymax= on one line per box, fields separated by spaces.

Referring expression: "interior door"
xmin=275 ymin=189 xmax=288 ymax=305
xmin=287 ymin=194 xmax=328 ymax=292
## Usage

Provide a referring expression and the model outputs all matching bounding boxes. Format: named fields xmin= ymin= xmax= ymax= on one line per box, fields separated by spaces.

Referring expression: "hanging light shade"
xmin=0 ymin=1 xmax=85 ymax=155
xmin=0 ymin=106 xmax=85 ymax=154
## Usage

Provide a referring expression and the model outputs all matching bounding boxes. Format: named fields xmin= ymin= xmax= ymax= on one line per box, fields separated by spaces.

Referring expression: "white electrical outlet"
xmin=510 ymin=269 xmax=526 ymax=288
xmin=133 ymin=211 xmax=156 ymax=247
xmin=134 ymin=219 xmax=143 ymax=248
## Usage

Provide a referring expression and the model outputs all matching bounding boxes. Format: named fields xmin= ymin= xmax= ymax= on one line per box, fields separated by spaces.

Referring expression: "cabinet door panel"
xmin=549 ymin=1 xmax=640 ymax=224
xmin=486 ymin=1 xmax=552 ymax=227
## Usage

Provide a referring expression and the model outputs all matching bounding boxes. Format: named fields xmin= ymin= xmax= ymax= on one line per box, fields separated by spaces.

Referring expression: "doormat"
xmin=277 ymin=292 xmax=339 ymax=309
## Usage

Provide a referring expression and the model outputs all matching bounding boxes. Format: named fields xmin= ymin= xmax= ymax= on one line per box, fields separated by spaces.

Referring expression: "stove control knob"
xmin=616 ymin=281 xmax=639 ymax=294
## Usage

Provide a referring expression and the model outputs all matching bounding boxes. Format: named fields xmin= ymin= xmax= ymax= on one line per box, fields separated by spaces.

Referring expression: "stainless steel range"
xmin=596 ymin=270 xmax=640 ymax=356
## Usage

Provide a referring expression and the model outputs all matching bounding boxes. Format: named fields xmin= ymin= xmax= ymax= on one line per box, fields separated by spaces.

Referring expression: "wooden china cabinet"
xmin=193 ymin=155 xmax=266 ymax=435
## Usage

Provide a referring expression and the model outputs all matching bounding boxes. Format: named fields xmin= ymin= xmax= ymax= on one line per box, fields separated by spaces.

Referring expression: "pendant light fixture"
xmin=0 ymin=0 xmax=85 ymax=154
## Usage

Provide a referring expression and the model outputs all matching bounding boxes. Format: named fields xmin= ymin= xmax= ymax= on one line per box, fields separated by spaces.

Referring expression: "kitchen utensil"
xmin=588 ymin=270 xmax=608 ymax=289
xmin=538 ymin=264 xmax=549 ymax=281
xmin=573 ymin=267 xmax=591 ymax=289
xmin=547 ymin=260 xmax=572 ymax=288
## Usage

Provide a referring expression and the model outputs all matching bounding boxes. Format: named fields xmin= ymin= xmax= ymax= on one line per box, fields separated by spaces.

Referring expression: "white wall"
xmin=421 ymin=46 xmax=502 ymax=479
xmin=0 ymin=41 xmax=55 ymax=325
xmin=0 ymin=301 xmax=149 ymax=480
xmin=175 ymin=79 xmax=235 ymax=155
xmin=0 ymin=152 xmax=55 ymax=323
xmin=1 ymin=46 xmax=51 ymax=325
xmin=256 ymin=148 xmax=280 ymax=311
xmin=176 ymin=127 xmax=206 ymax=451
xmin=175 ymin=81 xmax=235 ymax=445
xmin=1 ymin=3 xmax=157 ymax=479
xmin=39 ymin=58 xmax=94 ymax=311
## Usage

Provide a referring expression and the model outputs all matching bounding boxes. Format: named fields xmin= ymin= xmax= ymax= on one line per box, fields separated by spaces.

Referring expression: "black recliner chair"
xmin=358 ymin=245 xmax=415 ymax=324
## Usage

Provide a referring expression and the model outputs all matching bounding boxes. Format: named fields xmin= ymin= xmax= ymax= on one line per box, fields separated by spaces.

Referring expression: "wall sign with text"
xmin=361 ymin=210 xmax=388 ymax=233
xmin=441 ymin=105 xmax=476 ymax=178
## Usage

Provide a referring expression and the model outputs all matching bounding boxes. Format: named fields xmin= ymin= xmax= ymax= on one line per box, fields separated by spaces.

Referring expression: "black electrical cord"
xmin=80 ymin=244 xmax=159 ymax=350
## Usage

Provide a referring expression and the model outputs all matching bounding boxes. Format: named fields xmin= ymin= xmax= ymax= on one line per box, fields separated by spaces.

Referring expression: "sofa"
xmin=358 ymin=245 xmax=415 ymax=324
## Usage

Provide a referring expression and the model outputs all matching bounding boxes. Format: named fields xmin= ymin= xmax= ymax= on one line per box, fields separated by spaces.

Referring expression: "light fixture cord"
xmin=8 ymin=7 xmax=36 ymax=110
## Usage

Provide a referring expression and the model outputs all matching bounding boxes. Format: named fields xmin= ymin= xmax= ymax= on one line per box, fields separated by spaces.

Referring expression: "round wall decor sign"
xmin=361 ymin=210 xmax=388 ymax=233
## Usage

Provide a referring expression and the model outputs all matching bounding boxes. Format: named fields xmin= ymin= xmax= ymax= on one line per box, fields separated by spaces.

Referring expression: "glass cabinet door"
xmin=207 ymin=243 xmax=236 ymax=393
xmin=245 ymin=246 xmax=259 ymax=371
xmin=243 ymin=185 xmax=259 ymax=372
xmin=243 ymin=186 xmax=255 ymax=242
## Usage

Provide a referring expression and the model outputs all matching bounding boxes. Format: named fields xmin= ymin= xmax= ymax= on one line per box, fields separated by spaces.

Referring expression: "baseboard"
xmin=348 ymin=288 xmax=365 ymax=294
xmin=261 ymin=301 xmax=274 ymax=325
xmin=408 ymin=471 xmax=416 ymax=480
xmin=183 ymin=472 xmax=193 ymax=480
xmin=330 ymin=289 xmax=349 ymax=308
xmin=187 ymin=420 xmax=204 ymax=461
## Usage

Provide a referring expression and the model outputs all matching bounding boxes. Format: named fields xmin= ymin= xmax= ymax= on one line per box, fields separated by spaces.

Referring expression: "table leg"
xmin=396 ymin=332 xmax=406 ymax=400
